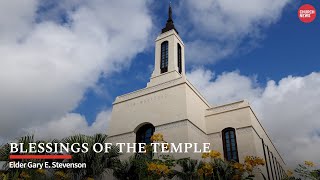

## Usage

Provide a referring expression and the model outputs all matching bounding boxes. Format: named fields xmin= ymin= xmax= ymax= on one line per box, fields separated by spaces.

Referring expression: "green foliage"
xmin=294 ymin=164 xmax=319 ymax=180
xmin=0 ymin=133 xmax=120 ymax=180
xmin=112 ymin=154 xmax=150 ymax=180
xmin=174 ymin=158 xmax=201 ymax=180
xmin=62 ymin=133 xmax=120 ymax=179
xmin=0 ymin=134 xmax=49 ymax=180
xmin=111 ymin=154 xmax=266 ymax=180
xmin=282 ymin=161 xmax=319 ymax=180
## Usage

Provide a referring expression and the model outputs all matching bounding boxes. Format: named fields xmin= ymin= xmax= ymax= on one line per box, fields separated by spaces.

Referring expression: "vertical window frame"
xmin=222 ymin=127 xmax=239 ymax=162
xmin=160 ymin=41 xmax=169 ymax=73
xmin=177 ymin=43 xmax=182 ymax=74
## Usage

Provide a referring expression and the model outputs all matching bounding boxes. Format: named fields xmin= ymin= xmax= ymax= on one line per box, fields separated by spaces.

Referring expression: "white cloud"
xmin=26 ymin=109 xmax=112 ymax=140
xmin=187 ymin=68 xmax=262 ymax=105
xmin=0 ymin=0 xmax=38 ymax=42
xmin=185 ymin=0 xmax=289 ymax=37
xmin=185 ymin=40 xmax=236 ymax=65
xmin=177 ymin=0 xmax=291 ymax=63
xmin=187 ymin=68 xmax=320 ymax=167
xmin=0 ymin=0 xmax=152 ymax=139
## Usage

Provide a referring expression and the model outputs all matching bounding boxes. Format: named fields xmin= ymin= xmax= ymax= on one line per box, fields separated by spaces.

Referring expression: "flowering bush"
xmin=284 ymin=161 xmax=319 ymax=180
xmin=201 ymin=150 xmax=222 ymax=159
xmin=0 ymin=133 xmax=271 ymax=180
xmin=136 ymin=133 xmax=267 ymax=179
xmin=200 ymin=149 xmax=265 ymax=180
xmin=197 ymin=162 xmax=214 ymax=177
xmin=147 ymin=162 xmax=171 ymax=176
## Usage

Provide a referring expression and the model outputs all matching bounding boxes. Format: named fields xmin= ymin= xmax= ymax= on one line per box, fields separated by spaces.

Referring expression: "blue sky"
xmin=74 ymin=0 xmax=320 ymax=125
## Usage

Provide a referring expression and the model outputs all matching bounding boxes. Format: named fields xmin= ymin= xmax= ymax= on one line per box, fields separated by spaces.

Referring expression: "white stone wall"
xmin=204 ymin=101 xmax=286 ymax=179
xmin=108 ymin=78 xmax=187 ymax=136
xmin=185 ymin=80 xmax=211 ymax=132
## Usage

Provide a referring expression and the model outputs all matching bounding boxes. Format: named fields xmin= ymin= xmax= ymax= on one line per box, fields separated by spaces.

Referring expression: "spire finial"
xmin=168 ymin=2 xmax=173 ymax=22
xmin=161 ymin=1 xmax=179 ymax=34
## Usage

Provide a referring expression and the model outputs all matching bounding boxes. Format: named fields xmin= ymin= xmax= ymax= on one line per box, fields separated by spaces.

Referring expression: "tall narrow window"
xmin=160 ymin=41 xmax=168 ymax=73
xmin=177 ymin=43 xmax=182 ymax=74
xmin=222 ymin=128 xmax=239 ymax=162
xmin=136 ymin=124 xmax=155 ymax=145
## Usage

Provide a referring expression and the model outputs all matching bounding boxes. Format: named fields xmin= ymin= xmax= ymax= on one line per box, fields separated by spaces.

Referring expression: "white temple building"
xmin=107 ymin=5 xmax=286 ymax=180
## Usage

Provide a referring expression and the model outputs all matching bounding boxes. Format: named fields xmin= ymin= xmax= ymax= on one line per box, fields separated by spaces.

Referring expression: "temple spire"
xmin=161 ymin=3 xmax=178 ymax=34
xmin=168 ymin=3 xmax=173 ymax=22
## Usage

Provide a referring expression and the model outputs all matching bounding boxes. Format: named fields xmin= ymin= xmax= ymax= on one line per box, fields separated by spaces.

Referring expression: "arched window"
xmin=136 ymin=124 xmax=155 ymax=145
xmin=222 ymin=128 xmax=239 ymax=162
xmin=160 ymin=41 xmax=168 ymax=73
xmin=177 ymin=43 xmax=182 ymax=74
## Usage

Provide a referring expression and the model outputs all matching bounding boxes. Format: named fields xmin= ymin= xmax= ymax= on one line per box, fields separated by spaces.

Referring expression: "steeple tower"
xmin=147 ymin=3 xmax=185 ymax=87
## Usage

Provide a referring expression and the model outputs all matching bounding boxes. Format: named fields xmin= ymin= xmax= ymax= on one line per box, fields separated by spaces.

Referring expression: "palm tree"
xmin=0 ymin=133 xmax=120 ymax=180
xmin=62 ymin=133 xmax=120 ymax=179
xmin=0 ymin=134 xmax=49 ymax=179
xmin=210 ymin=158 xmax=236 ymax=180
xmin=112 ymin=156 xmax=139 ymax=180
xmin=112 ymin=153 xmax=154 ymax=180
xmin=174 ymin=158 xmax=201 ymax=180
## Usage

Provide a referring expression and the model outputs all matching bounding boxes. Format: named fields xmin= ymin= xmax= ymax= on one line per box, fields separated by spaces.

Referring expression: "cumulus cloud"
xmin=187 ymin=68 xmax=320 ymax=167
xmin=0 ymin=0 xmax=152 ymax=139
xmin=26 ymin=109 xmax=112 ymax=140
xmin=0 ymin=0 xmax=38 ymax=42
xmin=187 ymin=68 xmax=262 ymax=105
xmin=176 ymin=0 xmax=291 ymax=64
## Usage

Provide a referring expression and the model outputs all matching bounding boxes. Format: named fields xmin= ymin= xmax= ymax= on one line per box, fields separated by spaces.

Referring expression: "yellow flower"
xmin=150 ymin=133 xmax=164 ymax=142
xmin=209 ymin=150 xmax=221 ymax=159
xmin=244 ymin=156 xmax=251 ymax=161
xmin=20 ymin=171 xmax=30 ymax=179
xmin=244 ymin=156 xmax=254 ymax=165
xmin=147 ymin=162 xmax=157 ymax=171
xmin=86 ymin=178 xmax=94 ymax=180
xmin=202 ymin=163 xmax=214 ymax=176
xmin=36 ymin=168 xmax=46 ymax=175
xmin=158 ymin=164 xmax=170 ymax=175
xmin=245 ymin=164 xmax=253 ymax=172
xmin=202 ymin=152 xmax=210 ymax=159
xmin=198 ymin=163 xmax=214 ymax=176
xmin=244 ymin=156 xmax=265 ymax=167
xmin=55 ymin=171 xmax=67 ymax=179
xmin=254 ymin=157 xmax=265 ymax=166
xmin=287 ymin=170 xmax=293 ymax=177
xmin=233 ymin=162 xmax=245 ymax=172
xmin=147 ymin=162 xmax=170 ymax=175
xmin=304 ymin=161 xmax=315 ymax=167
xmin=197 ymin=168 xmax=204 ymax=175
